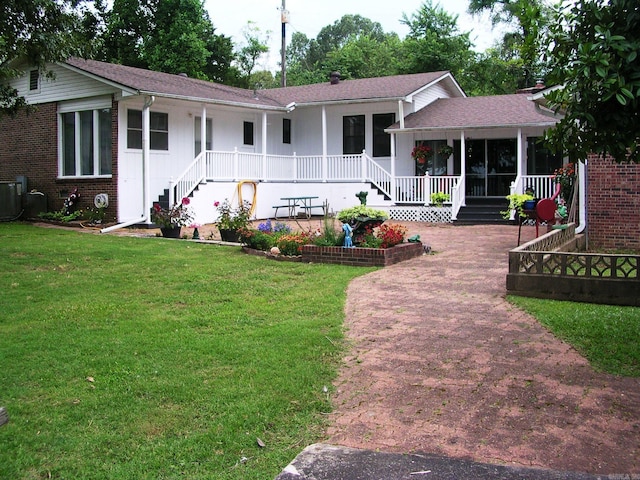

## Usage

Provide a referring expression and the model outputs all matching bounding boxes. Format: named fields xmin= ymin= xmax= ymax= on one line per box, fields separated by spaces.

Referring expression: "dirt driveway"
xmin=326 ymin=223 xmax=640 ymax=476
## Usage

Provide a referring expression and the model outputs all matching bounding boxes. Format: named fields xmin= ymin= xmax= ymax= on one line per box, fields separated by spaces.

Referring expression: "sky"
xmin=203 ymin=0 xmax=505 ymax=72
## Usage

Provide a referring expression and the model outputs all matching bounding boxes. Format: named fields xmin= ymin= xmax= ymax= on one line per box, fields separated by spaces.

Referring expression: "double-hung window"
xmin=59 ymin=99 xmax=112 ymax=177
xmin=373 ymin=113 xmax=394 ymax=157
xmin=127 ymin=109 xmax=169 ymax=150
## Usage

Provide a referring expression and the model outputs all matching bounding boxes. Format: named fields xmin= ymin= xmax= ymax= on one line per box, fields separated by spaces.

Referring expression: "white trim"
xmin=57 ymin=96 xmax=112 ymax=113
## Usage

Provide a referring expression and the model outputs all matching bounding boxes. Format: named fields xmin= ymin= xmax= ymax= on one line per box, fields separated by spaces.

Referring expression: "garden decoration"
xmin=64 ymin=187 xmax=80 ymax=216
xmin=191 ymin=223 xmax=200 ymax=240
xmin=356 ymin=191 xmax=368 ymax=205
xmin=342 ymin=223 xmax=354 ymax=248
xmin=336 ymin=205 xmax=388 ymax=241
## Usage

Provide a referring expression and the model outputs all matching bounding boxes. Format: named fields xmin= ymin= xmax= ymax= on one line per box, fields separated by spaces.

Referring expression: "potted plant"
xmin=438 ymin=144 xmax=454 ymax=159
xmin=430 ymin=191 xmax=450 ymax=207
xmin=411 ymin=144 xmax=433 ymax=176
xmin=336 ymin=205 xmax=388 ymax=244
xmin=151 ymin=197 xmax=194 ymax=238
xmin=501 ymin=193 xmax=535 ymax=220
xmin=214 ymin=199 xmax=252 ymax=242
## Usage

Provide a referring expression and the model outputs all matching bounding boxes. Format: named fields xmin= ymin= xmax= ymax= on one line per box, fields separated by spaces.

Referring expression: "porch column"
xmin=143 ymin=95 xmax=154 ymax=222
xmin=321 ymin=105 xmax=328 ymax=182
xmin=517 ymin=127 xmax=525 ymax=180
xmin=201 ymin=104 xmax=207 ymax=179
xmin=262 ymin=112 xmax=268 ymax=181
xmin=460 ymin=131 xmax=466 ymax=206
xmin=398 ymin=100 xmax=405 ymax=129
xmin=390 ymin=133 xmax=396 ymax=203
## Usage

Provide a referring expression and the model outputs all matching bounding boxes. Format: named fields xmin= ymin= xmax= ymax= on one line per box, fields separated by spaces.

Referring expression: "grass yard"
xmin=508 ymin=296 xmax=640 ymax=377
xmin=0 ymin=223 xmax=372 ymax=479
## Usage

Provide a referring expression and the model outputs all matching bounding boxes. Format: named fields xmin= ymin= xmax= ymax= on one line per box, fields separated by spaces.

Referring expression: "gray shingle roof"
xmin=390 ymin=94 xmax=559 ymax=131
xmin=63 ymin=58 xmax=282 ymax=108
xmin=261 ymin=71 xmax=453 ymax=105
xmin=63 ymin=58 xmax=453 ymax=108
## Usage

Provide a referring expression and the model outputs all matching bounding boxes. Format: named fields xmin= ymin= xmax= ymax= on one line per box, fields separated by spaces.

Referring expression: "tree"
xmin=234 ymin=22 xmax=270 ymax=88
xmin=399 ymin=0 xmax=474 ymax=75
xmin=1 ymin=0 xmax=97 ymax=115
xmin=543 ymin=0 xmax=640 ymax=163
xmin=468 ymin=0 xmax=552 ymax=88
xmin=323 ymin=34 xmax=402 ymax=80
xmin=99 ymin=0 xmax=234 ymax=81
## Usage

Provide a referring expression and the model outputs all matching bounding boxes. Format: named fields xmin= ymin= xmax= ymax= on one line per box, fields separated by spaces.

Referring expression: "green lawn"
xmin=0 ymin=223 xmax=372 ymax=479
xmin=508 ymin=296 xmax=640 ymax=376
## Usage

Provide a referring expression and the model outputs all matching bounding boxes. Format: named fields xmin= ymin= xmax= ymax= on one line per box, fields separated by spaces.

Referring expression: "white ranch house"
xmin=3 ymin=58 xmax=568 ymax=229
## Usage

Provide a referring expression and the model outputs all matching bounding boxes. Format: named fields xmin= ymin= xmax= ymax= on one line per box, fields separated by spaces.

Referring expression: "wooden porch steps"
xmin=455 ymin=198 xmax=511 ymax=225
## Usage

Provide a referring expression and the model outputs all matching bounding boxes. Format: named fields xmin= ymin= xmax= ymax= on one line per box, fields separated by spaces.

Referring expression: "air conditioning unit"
xmin=0 ymin=182 xmax=23 ymax=220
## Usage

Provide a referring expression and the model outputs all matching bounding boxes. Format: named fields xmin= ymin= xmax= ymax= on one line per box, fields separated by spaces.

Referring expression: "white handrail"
xmin=170 ymin=152 xmax=206 ymax=205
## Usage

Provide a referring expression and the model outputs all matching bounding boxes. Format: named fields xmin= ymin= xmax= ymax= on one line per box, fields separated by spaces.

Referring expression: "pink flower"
xmin=214 ymin=201 xmax=220 ymax=207
xmin=181 ymin=197 xmax=190 ymax=206
xmin=153 ymin=203 xmax=162 ymax=212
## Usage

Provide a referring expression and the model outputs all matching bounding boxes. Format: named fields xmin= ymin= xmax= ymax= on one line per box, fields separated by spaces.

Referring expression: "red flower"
xmin=153 ymin=203 xmax=162 ymax=212
xmin=214 ymin=201 xmax=220 ymax=207
xmin=181 ymin=197 xmax=190 ymax=206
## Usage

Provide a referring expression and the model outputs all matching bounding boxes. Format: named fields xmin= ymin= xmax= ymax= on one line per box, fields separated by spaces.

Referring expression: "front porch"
xmin=163 ymin=150 xmax=557 ymax=225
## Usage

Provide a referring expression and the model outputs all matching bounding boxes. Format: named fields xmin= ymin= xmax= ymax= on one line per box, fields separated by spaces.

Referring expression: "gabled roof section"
xmin=62 ymin=58 xmax=283 ymax=109
xmin=388 ymin=94 xmax=561 ymax=132
xmin=261 ymin=71 xmax=460 ymax=106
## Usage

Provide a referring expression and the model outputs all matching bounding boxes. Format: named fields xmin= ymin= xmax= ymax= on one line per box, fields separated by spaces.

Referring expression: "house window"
xmin=127 ymin=109 xmax=169 ymax=150
xmin=343 ymin=115 xmax=365 ymax=154
xmin=29 ymin=70 xmax=39 ymax=91
xmin=60 ymin=108 xmax=112 ymax=177
xmin=527 ymin=137 xmax=562 ymax=174
xmin=372 ymin=113 xmax=394 ymax=157
xmin=243 ymin=121 xmax=254 ymax=145
xmin=283 ymin=118 xmax=291 ymax=144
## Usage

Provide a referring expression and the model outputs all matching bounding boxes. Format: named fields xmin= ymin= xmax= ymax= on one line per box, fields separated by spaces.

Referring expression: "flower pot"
xmin=160 ymin=226 xmax=181 ymax=238
xmin=523 ymin=200 xmax=537 ymax=211
xmin=219 ymin=228 xmax=240 ymax=243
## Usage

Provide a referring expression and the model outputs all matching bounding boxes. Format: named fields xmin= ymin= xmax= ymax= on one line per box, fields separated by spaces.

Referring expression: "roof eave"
xmin=136 ymin=90 xmax=286 ymax=111
xmin=386 ymin=121 xmax=558 ymax=134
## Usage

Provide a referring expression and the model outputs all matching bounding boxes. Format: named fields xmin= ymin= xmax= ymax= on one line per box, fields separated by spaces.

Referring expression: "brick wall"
xmin=587 ymin=154 xmax=640 ymax=251
xmin=302 ymin=242 xmax=425 ymax=267
xmin=0 ymin=98 xmax=119 ymax=221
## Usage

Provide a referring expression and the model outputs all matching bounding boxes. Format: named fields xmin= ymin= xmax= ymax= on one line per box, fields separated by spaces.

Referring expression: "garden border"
xmin=507 ymin=223 xmax=640 ymax=306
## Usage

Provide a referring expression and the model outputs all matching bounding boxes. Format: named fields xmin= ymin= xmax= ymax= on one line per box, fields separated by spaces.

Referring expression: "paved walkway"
xmin=321 ymin=223 xmax=639 ymax=476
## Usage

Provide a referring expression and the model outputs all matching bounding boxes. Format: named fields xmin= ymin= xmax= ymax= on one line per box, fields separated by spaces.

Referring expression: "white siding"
xmin=14 ymin=63 xmax=118 ymax=105
xmin=413 ymin=83 xmax=453 ymax=111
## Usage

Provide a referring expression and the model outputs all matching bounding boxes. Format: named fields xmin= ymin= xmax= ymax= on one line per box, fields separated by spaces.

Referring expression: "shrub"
xmin=377 ymin=223 xmax=407 ymax=248
xmin=277 ymin=232 xmax=312 ymax=256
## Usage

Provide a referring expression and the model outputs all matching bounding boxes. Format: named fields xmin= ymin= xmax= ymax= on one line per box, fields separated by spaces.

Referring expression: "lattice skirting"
xmin=389 ymin=206 xmax=452 ymax=223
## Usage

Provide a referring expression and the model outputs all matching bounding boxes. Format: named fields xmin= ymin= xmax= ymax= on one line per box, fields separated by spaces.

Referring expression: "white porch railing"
xmin=168 ymin=149 xmax=463 ymax=207
xmin=511 ymin=174 xmax=557 ymax=199
xmin=169 ymin=152 xmax=206 ymax=206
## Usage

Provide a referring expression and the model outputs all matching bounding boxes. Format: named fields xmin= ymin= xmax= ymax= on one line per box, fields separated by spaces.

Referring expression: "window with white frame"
xmin=59 ymin=107 xmax=112 ymax=177
xmin=127 ymin=109 xmax=169 ymax=150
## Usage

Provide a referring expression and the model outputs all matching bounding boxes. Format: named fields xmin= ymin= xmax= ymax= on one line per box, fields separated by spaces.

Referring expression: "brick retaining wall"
xmin=302 ymin=242 xmax=424 ymax=267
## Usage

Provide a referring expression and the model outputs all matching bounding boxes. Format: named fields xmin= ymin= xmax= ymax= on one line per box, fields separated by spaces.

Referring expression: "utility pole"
xmin=280 ymin=0 xmax=288 ymax=87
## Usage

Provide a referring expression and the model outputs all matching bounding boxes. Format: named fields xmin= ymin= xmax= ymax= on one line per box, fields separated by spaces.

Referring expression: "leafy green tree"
xmin=323 ymin=34 xmax=402 ymax=80
xmin=101 ymin=0 xmax=153 ymax=68
xmin=1 ymin=0 xmax=97 ymax=115
xmin=543 ymin=0 xmax=640 ymax=163
xmin=468 ymin=0 xmax=552 ymax=88
xmin=234 ymin=22 xmax=270 ymax=88
xmin=458 ymin=48 xmax=522 ymax=95
xmin=99 ymin=0 xmax=233 ymax=81
xmin=399 ymin=0 xmax=474 ymax=75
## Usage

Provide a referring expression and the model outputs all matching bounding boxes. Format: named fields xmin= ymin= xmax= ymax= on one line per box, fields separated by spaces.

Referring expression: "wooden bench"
xmin=297 ymin=203 xmax=326 ymax=218
xmin=272 ymin=203 xmax=298 ymax=218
